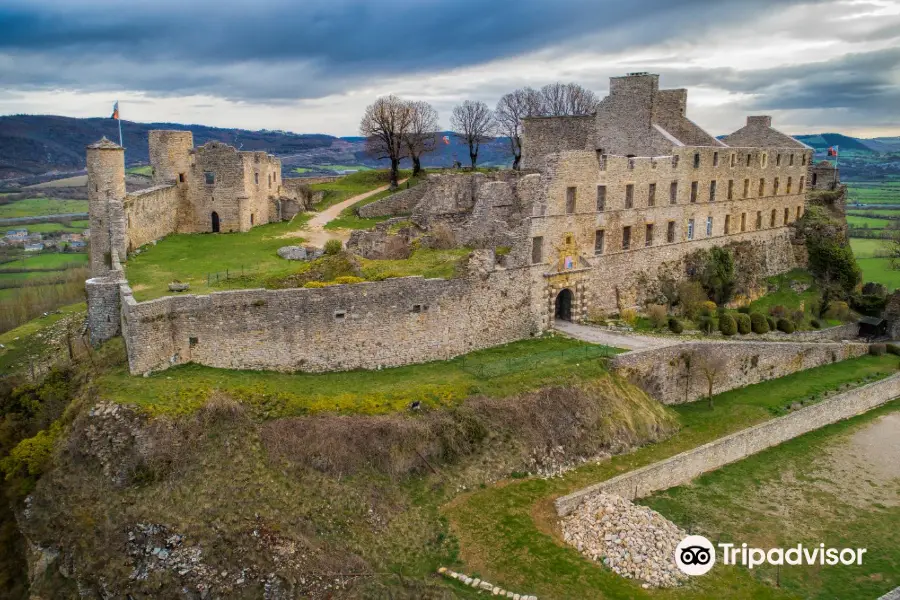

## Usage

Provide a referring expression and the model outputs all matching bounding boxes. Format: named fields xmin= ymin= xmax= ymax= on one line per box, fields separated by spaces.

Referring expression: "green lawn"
xmin=0 ymin=198 xmax=88 ymax=219
xmin=642 ymin=403 xmax=899 ymax=600
xmin=97 ymin=336 xmax=621 ymax=417
xmin=856 ymin=257 xmax=900 ymax=291
xmin=850 ymin=237 xmax=887 ymax=259
xmin=0 ymin=253 xmax=88 ymax=271
xmin=444 ymin=355 xmax=899 ymax=600
xmin=310 ymin=170 xmax=410 ymax=211
xmin=324 ymin=176 xmax=423 ymax=231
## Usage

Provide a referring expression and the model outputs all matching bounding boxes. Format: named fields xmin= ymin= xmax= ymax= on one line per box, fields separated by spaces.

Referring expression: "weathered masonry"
xmin=87 ymin=72 xmax=819 ymax=375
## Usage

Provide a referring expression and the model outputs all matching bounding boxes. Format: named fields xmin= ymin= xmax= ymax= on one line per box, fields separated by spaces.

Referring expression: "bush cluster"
xmin=719 ymin=314 xmax=737 ymax=336
xmin=668 ymin=317 xmax=684 ymax=334
xmin=750 ymin=312 xmax=769 ymax=334
xmin=776 ymin=318 xmax=795 ymax=334
xmin=735 ymin=313 xmax=752 ymax=335
xmin=766 ymin=316 xmax=777 ymax=331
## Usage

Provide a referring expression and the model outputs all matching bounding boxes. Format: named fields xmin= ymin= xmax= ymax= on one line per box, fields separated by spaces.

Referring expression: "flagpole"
xmin=833 ymin=145 xmax=838 ymax=190
xmin=117 ymin=100 xmax=123 ymax=148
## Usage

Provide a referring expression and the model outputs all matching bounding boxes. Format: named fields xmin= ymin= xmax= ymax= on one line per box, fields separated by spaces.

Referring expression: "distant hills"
xmin=1 ymin=114 xmax=897 ymax=184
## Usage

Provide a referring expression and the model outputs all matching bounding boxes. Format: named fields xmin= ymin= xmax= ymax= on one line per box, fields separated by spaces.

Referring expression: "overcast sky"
xmin=1 ymin=0 xmax=898 ymax=138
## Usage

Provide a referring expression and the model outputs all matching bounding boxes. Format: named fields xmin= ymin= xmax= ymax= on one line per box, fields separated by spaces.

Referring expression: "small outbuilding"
xmin=858 ymin=316 xmax=887 ymax=339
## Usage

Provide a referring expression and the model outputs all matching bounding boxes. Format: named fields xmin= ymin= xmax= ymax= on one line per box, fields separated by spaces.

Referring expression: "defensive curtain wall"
xmin=612 ymin=340 xmax=868 ymax=405
xmin=555 ymin=371 xmax=900 ymax=513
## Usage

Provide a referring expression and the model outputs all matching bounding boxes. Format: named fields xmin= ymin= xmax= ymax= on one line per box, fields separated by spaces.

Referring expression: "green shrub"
xmin=718 ymin=313 xmax=737 ymax=336
xmin=698 ymin=316 xmax=715 ymax=334
xmin=776 ymin=318 xmax=795 ymax=334
xmin=333 ymin=276 xmax=365 ymax=285
xmin=668 ymin=317 xmax=684 ymax=334
xmin=735 ymin=313 xmax=752 ymax=335
xmin=766 ymin=316 xmax=777 ymax=331
xmin=324 ymin=239 xmax=343 ymax=255
xmin=0 ymin=422 xmax=61 ymax=480
xmin=699 ymin=300 xmax=717 ymax=317
xmin=750 ymin=312 xmax=769 ymax=334
xmin=810 ymin=319 xmax=822 ymax=329
xmin=886 ymin=343 xmax=900 ymax=356
xmin=824 ymin=300 xmax=850 ymax=321
xmin=647 ymin=304 xmax=668 ymax=328
xmin=869 ymin=343 xmax=887 ymax=356
xmin=697 ymin=246 xmax=736 ymax=304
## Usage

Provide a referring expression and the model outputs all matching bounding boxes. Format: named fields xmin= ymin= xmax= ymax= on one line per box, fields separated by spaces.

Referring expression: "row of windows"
xmin=600 ymin=150 xmax=809 ymax=172
xmin=531 ymin=206 xmax=803 ymax=263
xmin=568 ymin=176 xmax=804 ymax=214
xmin=204 ymin=171 xmax=279 ymax=187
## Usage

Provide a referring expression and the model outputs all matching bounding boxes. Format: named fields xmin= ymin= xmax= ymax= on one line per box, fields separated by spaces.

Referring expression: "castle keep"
xmin=87 ymin=73 xmax=816 ymax=377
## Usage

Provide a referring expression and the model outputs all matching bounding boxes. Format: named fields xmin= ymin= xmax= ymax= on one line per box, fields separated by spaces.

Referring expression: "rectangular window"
xmin=531 ymin=237 xmax=543 ymax=263
xmin=713 ymin=152 xmax=719 ymax=167
xmin=672 ymin=155 xmax=680 ymax=168
xmin=799 ymin=176 xmax=805 ymax=191
xmin=687 ymin=219 xmax=695 ymax=240
xmin=756 ymin=211 xmax=762 ymax=229
xmin=690 ymin=181 xmax=698 ymax=203
xmin=724 ymin=215 xmax=731 ymax=234
xmin=743 ymin=178 xmax=750 ymax=198
xmin=776 ymin=153 xmax=782 ymax=167
xmin=741 ymin=212 xmax=746 ymax=232
xmin=622 ymin=226 xmax=631 ymax=250
xmin=730 ymin=153 xmax=736 ymax=167
xmin=204 ymin=171 xmax=215 ymax=185
xmin=797 ymin=206 xmax=802 ymax=219
xmin=596 ymin=185 xmax=606 ymax=211
xmin=771 ymin=209 xmax=777 ymax=227
xmin=670 ymin=181 xmax=678 ymax=204
xmin=727 ymin=179 xmax=734 ymax=201
xmin=784 ymin=207 xmax=790 ymax=224
xmin=758 ymin=178 xmax=765 ymax=197
xmin=746 ymin=153 xmax=752 ymax=167
xmin=595 ymin=230 xmax=605 ymax=255
xmin=178 ymin=173 xmax=185 ymax=183
xmin=645 ymin=224 xmax=653 ymax=247
xmin=255 ymin=172 xmax=259 ymax=186
xmin=648 ymin=183 xmax=656 ymax=207
xmin=789 ymin=154 xmax=795 ymax=166
xmin=786 ymin=176 xmax=792 ymax=194
xmin=667 ymin=221 xmax=676 ymax=243
xmin=625 ymin=184 xmax=634 ymax=209
xmin=774 ymin=177 xmax=780 ymax=195
xmin=566 ymin=187 xmax=576 ymax=214
xmin=693 ymin=153 xmax=701 ymax=168
xmin=802 ymin=153 xmax=808 ymax=166
xmin=706 ymin=216 xmax=713 ymax=236
xmin=709 ymin=180 xmax=717 ymax=202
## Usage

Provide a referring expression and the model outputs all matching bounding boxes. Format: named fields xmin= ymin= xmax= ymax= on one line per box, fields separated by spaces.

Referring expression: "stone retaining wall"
xmin=556 ymin=372 xmax=900 ymax=515
xmin=357 ymin=185 xmax=426 ymax=218
xmin=612 ymin=340 xmax=868 ymax=405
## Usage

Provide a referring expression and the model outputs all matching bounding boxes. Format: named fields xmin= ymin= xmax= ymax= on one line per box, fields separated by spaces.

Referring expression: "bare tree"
xmin=450 ymin=100 xmax=494 ymax=169
xmin=695 ymin=354 xmax=728 ymax=409
xmin=539 ymin=82 xmax=600 ymax=116
xmin=403 ymin=101 xmax=439 ymax=177
xmin=495 ymin=87 xmax=542 ymax=170
xmin=360 ymin=95 xmax=413 ymax=189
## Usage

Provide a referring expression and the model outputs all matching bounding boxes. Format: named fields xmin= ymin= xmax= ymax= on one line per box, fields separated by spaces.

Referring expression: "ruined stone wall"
xmin=556 ymin=372 xmax=900 ymax=512
xmin=808 ymin=161 xmax=841 ymax=191
xmin=611 ymin=340 xmax=868 ymax=405
xmin=520 ymin=116 xmax=594 ymax=169
xmin=120 ymin=262 xmax=538 ymax=374
xmin=357 ymin=184 xmax=426 ymax=218
xmin=529 ymin=149 xmax=808 ymax=312
xmin=149 ymin=130 xmax=193 ymax=185
xmin=123 ymin=184 xmax=180 ymax=251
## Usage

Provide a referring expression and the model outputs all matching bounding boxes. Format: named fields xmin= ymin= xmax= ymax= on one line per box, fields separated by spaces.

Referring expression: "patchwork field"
xmin=847 ymin=181 xmax=900 ymax=205
xmin=846 ymin=214 xmax=891 ymax=229
xmin=642 ymin=405 xmax=900 ymax=600
xmin=0 ymin=197 xmax=88 ymax=218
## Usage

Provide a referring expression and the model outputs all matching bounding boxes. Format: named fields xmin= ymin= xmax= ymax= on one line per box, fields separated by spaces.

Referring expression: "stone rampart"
xmin=612 ymin=340 xmax=868 ymax=405
xmin=357 ymin=185 xmax=426 ymax=218
xmin=120 ymin=264 xmax=538 ymax=375
xmin=124 ymin=184 xmax=180 ymax=251
xmin=556 ymin=372 xmax=900 ymax=515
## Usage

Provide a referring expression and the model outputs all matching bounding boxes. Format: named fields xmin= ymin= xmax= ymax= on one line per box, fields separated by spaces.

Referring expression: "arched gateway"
xmin=554 ymin=288 xmax=574 ymax=321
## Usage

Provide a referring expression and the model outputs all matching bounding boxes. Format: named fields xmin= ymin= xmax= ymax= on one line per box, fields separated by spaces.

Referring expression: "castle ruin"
xmin=87 ymin=73 xmax=818 ymax=377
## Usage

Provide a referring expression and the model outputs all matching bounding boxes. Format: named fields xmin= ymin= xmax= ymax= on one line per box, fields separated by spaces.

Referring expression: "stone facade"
xmin=556 ymin=371 xmax=900 ymax=513
xmin=808 ymin=160 xmax=840 ymax=191
xmin=611 ymin=340 xmax=868 ymax=405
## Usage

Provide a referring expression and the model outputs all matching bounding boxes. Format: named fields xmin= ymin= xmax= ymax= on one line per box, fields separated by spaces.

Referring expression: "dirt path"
xmin=283 ymin=179 xmax=408 ymax=247
xmin=553 ymin=320 xmax=679 ymax=351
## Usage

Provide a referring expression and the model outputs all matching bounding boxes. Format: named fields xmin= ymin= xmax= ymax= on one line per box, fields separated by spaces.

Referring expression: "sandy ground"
xmin=282 ymin=179 xmax=408 ymax=247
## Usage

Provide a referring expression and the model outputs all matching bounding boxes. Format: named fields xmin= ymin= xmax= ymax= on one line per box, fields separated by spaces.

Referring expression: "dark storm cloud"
xmin=0 ymin=0 xmax=811 ymax=101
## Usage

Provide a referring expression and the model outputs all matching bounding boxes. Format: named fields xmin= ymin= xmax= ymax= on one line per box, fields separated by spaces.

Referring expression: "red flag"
xmin=111 ymin=101 xmax=119 ymax=120
xmin=827 ymin=146 xmax=838 ymax=157
xmin=442 ymin=135 xmax=450 ymax=145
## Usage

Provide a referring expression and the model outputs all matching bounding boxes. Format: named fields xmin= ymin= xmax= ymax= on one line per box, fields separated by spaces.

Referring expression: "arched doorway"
xmin=555 ymin=288 xmax=573 ymax=321
xmin=211 ymin=211 xmax=220 ymax=233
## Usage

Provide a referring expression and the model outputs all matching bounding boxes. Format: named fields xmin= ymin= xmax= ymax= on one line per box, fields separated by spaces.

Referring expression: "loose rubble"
xmin=437 ymin=567 xmax=537 ymax=599
xmin=560 ymin=492 xmax=689 ymax=588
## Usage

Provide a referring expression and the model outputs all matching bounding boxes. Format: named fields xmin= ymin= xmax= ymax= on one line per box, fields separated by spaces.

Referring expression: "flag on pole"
xmin=827 ymin=146 xmax=838 ymax=157
xmin=111 ymin=101 xmax=120 ymax=120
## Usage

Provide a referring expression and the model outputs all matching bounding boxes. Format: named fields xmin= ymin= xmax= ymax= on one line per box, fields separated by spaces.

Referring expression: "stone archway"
xmin=555 ymin=288 xmax=574 ymax=321
xmin=211 ymin=211 xmax=220 ymax=233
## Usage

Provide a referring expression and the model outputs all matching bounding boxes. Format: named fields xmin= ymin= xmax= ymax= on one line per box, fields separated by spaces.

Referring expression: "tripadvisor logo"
xmin=675 ymin=535 xmax=868 ymax=575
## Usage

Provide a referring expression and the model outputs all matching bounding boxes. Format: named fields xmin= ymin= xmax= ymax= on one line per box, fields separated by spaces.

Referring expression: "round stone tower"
xmin=149 ymin=130 xmax=194 ymax=185
xmin=87 ymin=137 xmax=126 ymax=277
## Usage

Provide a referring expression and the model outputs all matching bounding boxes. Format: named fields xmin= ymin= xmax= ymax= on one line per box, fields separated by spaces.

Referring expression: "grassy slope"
xmin=443 ymin=355 xmax=899 ymax=600
xmin=641 ymin=402 xmax=899 ymax=600
xmin=310 ymin=170 xmax=409 ymax=211
xmin=324 ymin=175 xmax=423 ymax=231
xmin=96 ymin=336 xmax=621 ymax=417
xmin=0 ymin=302 xmax=85 ymax=372
xmin=849 ymin=238 xmax=900 ymax=290
xmin=0 ymin=198 xmax=88 ymax=218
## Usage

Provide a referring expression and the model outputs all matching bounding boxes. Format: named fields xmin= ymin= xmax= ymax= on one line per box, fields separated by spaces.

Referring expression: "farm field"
xmin=846 ymin=180 xmax=900 ymax=205
xmin=13 ymin=221 xmax=89 ymax=234
xmin=848 ymin=238 xmax=900 ymax=289
xmin=849 ymin=237 xmax=887 ymax=258
xmin=642 ymin=405 xmax=900 ymax=600
xmin=444 ymin=356 xmax=899 ymax=600
xmin=0 ymin=197 xmax=88 ymax=218
xmin=0 ymin=253 xmax=88 ymax=271
xmin=846 ymin=214 xmax=891 ymax=229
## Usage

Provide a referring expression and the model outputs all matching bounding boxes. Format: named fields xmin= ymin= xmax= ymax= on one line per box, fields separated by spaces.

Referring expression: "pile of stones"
xmin=437 ymin=568 xmax=537 ymax=599
xmin=560 ymin=492 xmax=689 ymax=588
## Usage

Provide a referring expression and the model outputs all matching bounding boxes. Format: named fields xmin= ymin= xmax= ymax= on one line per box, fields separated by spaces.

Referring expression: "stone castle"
xmin=86 ymin=73 xmax=828 ymax=378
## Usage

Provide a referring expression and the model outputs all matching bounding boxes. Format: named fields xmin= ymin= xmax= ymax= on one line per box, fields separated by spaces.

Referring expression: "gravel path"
xmin=553 ymin=320 xmax=679 ymax=351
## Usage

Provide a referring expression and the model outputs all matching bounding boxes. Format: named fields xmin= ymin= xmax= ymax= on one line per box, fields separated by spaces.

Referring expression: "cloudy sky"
xmin=1 ymin=0 xmax=898 ymax=138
